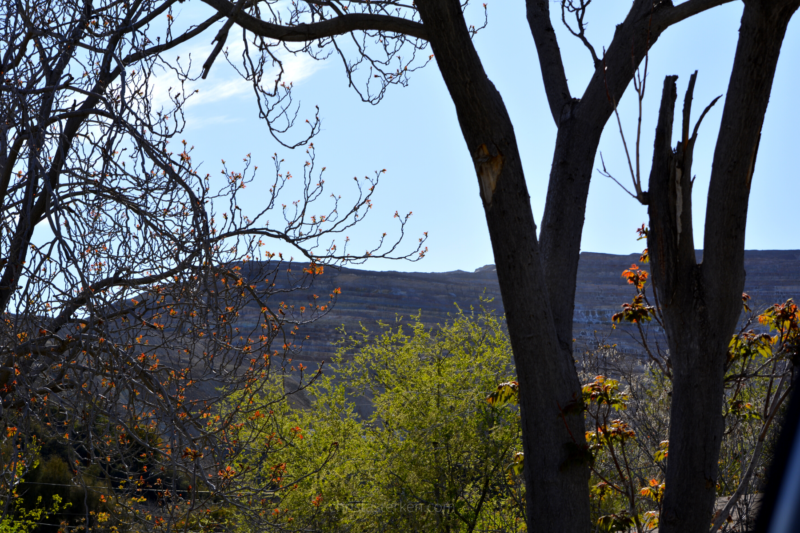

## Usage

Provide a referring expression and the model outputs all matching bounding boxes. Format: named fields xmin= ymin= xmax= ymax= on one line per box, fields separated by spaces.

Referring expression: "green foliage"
xmin=232 ymin=308 xmax=525 ymax=532
xmin=0 ymin=410 xmax=204 ymax=532
xmin=0 ymin=420 xmax=118 ymax=533
xmin=580 ymin=372 xmax=660 ymax=533
xmin=578 ymin=229 xmax=798 ymax=532
xmin=15 ymin=455 xmax=110 ymax=533
xmin=0 ymin=495 xmax=67 ymax=533
xmin=582 ymin=376 xmax=629 ymax=412
xmin=486 ymin=380 xmax=519 ymax=409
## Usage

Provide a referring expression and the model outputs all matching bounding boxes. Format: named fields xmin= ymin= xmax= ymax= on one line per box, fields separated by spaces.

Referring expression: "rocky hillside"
xmin=245 ymin=250 xmax=800 ymax=368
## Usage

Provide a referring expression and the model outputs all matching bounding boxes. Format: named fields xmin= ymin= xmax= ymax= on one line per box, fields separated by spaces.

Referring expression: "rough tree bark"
xmin=413 ymin=1 xmax=591 ymax=528
xmin=644 ymin=2 xmax=800 ymax=531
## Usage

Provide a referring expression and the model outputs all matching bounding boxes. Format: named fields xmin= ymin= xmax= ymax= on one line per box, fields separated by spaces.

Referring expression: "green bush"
xmin=230 ymin=308 xmax=525 ymax=533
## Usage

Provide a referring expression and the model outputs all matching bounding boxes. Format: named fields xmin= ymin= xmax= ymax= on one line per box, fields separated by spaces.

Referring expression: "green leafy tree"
xmin=230 ymin=309 xmax=524 ymax=532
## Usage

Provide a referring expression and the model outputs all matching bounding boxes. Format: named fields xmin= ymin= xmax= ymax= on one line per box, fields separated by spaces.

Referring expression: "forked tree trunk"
xmin=414 ymin=1 xmax=591 ymax=530
xmin=646 ymin=3 xmax=799 ymax=531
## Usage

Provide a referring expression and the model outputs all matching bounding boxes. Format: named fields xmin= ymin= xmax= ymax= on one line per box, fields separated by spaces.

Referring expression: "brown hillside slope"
xmin=241 ymin=250 xmax=800 ymax=368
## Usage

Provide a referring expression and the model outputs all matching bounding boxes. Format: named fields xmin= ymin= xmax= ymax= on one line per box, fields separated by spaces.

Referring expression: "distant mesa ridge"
xmin=242 ymin=250 xmax=800 ymax=364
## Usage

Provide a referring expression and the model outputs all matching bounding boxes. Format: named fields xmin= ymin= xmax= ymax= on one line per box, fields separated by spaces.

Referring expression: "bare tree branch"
xmin=201 ymin=0 xmax=429 ymax=40
xmin=525 ymin=0 xmax=572 ymax=125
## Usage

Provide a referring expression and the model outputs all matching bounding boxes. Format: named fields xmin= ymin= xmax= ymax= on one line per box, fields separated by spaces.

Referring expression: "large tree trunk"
xmin=534 ymin=0 xmax=727 ymax=379
xmin=646 ymin=73 xmax=727 ymax=533
xmin=646 ymin=3 xmax=799 ymax=531
xmin=415 ymin=1 xmax=591 ymax=530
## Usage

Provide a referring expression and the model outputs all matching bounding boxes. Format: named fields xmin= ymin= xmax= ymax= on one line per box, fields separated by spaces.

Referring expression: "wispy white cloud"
xmin=279 ymin=52 xmax=323 ymax=85
xmin=186 ymin=78 xmax=251 ymax=108
xmin=148 ymin=37 xmax=325 ymax=115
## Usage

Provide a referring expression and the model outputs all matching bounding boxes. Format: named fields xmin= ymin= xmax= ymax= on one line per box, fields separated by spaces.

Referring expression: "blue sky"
xmin=166 ymin=0 xmax=800 ymax=273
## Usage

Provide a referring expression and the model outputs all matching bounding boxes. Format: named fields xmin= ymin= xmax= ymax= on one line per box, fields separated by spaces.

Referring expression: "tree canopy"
xmin=229 ymin=309 xmax=524 ymax=532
